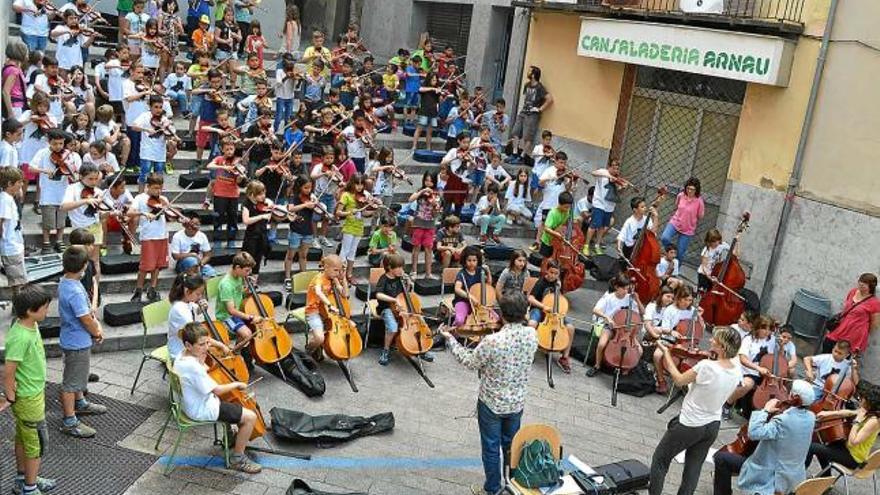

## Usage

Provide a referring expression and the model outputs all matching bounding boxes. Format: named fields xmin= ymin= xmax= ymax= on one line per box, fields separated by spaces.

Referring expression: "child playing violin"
xmin=18 ymin=92 xmax=56 ymax=214
xmin=207 ymin=138 xmax=244 ymax=250
xmin=241 ymin=181 xmax=274 ymax=281
xmin=336 ymin=174 xmax=373 ymax=283
xmin=101 ymin=176 xmax=137 ymax=255
xmin=586 ymin=274 xmax=644 ymax=377
xmin=283 ymin=175 xmax=317 ymax=285
xmin=50 ymin=10 xmax=98 ymax=74
xmin=452 ymin=245 xmax=496 ymax=327
xmin=254 ymin=140 xmax=291 ymax=244
xmin=585 ymin=159 xmax=628 ymax=257
xmin=366 ymin=147 xmax=398 ymax=207
xmin=29 ymin=129 xmax=70 ymax=254
xmin=339 ymin=110 xmax=370 ymax=173
xmin=527 ymin=259 xmax=576 ymax=373
xmin=304 ymin=254 xmax=347 ymax=361
xmin=722 ymin=314 xmax=775 ymax=419
xmin=309 ymin=144 xmax=341 ymax=248
xmin=408 ymin=172 xmax=441 ymax=279
xmin=130 ymin=95 xmax=177 ymax=192
xmin=535 ymin=151 xmax=574 ymax=251
xmin=61 ymin=163 xmax=105 ymax=277
xmin=652 ymin=285 xmax=702 ymax=393
xmin=127 ymin=173 xmax=180 ymax=303
xmin=173 ymin=323 xmax=262 ymax=474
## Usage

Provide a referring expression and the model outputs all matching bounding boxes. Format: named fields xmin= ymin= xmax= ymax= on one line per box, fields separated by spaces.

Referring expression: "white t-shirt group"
xmin=0 ymin=191 xmax=24 ymax=256
xmin=617 ymin=215 xmax=654 ymax=248
xmin=174 ymin=355 xmax=220 ymax=422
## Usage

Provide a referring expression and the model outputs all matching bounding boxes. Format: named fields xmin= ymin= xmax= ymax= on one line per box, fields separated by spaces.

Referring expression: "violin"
xmin=149 ymin=115 xmax=176 ymax=139
xmin=700 ymin=212 xmax=750 ymax=325
xmin=355 ymin=191 xmax=383 ymax=213
xmin=255 ymin=198 xmax=299 ymax=223
xmin=627 ymin=187 xmax=667 ymax=303
xmin=81 ymin=185 xmax=113 ymax=217
xmin=50 ymin=150 xmax=74 ymax=181
xmin=721 ymin=396 xmax=804 ymax=457
xmin=31 ymin=113 xmax=55 ymax=132
xmin=457 ymin=265 xmax=501 ymax=337
xmin=67 ymin=25 xmax=104 ymax=38
xmin=30 ymin=0 xmax=59 ymax=15
xmin=355 ymin=127 xmax=374 ymax=149
xmin=242 ymin=276 xmax=294 ymax=364
xmin=393 ymin=275 xmax=434 ymax=357
xmin=323 ymin=163 xmax=345 ymax=186
xmin=388 ymin=165 xmax=413 ymax=185
xmin=46 ymin=75 xmax=74 ymax=96
xmin=143 ymin=35 xmax=171 ymax=54
xmin=536 ymin=283 xmax=572 ymax=354
xmin=752 ymin=327 xmax=791 ymax=409
xmin=309 ymin=194 xmax=339 ymax=224
xmin=146 ymin=195 xmax=188 ymax=224
xmin=225 ymin=156 xmax=249 ymax=181
xmin=322 ymin=278 xmax=364 ymax=361
xmin=200 ymin=304 xmax=250 ymax=382
xmin=76 ymin=4 xmax=109 ymax=24
xmin=540 ymin=210 xmax=587 ymax=293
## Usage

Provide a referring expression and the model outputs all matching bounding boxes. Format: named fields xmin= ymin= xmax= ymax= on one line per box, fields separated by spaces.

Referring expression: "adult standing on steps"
xmin=821 ymin=273 xmax=879 ymax=354
xmin=440 ymin=292 xmax=538 ymax=495
xmin=508 ymin=66 xmax=552 ymax=166
xmin=660 ymin=177 xmax=704 ymax=262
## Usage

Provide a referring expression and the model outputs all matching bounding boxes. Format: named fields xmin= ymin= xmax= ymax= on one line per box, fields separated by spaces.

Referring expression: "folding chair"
xmin=792 ymin=476 xmax=836 ymax=495
xmin=206 ymin=276 xmax=222 ymax=300
xmin=506 ymin=423 xmax=563 ymax=493
xmin=362 ymin=268 xmax=387 ymax=345
xmin=522 ymin=276 xmax=538 ymax=296
xmin=130 ymin=299 xmax=173 ymax=395
xmin=154 ymin=369 xmax=230 ymax=475
xmin=823 ymin=450 xmax=880 ymax=495
xmin=436 ymin=267 xmax=460 ymax=325
xmin=284 ymin=271 xmax=321 ymax=346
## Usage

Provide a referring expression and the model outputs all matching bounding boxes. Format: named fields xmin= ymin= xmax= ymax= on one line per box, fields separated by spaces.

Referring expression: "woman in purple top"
xmin=661 ymin=177 xmax=705 ymax=261
xmin=2 ymin=41 xmax=30 ymax=118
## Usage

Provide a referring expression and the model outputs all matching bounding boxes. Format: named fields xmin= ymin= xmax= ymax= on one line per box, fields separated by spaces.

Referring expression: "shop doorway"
xmin=616 ymin=66 xmax=746 ymax=264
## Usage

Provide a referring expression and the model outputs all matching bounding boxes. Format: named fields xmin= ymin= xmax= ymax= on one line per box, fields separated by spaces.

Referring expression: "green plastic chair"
xmin=130 ymin=299 xmax=172 ymax=395
xmin=155 ymin=369 xmax=229 ymax=475
xmin=206 ymin=276 xmax=222 ymax=301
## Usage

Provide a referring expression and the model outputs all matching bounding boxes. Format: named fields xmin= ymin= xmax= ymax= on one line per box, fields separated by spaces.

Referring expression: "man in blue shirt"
xmin=58 ymin=246 xmax=107 ymax=438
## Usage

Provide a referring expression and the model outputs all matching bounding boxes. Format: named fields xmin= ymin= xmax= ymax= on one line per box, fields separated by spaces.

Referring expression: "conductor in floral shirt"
xmin=441 ymin=291 xmax=538 ymax=495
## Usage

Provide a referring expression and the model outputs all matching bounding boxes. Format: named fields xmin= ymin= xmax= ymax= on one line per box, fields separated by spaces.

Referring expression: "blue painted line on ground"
xmin=160 ymin=455 xmax=483 ymax=470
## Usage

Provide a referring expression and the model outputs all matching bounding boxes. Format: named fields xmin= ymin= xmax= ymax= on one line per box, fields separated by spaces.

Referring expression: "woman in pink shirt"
xmin=2 ymin=41 xmax=30 ymax=118
xmin=661 ymin=177 xmax=705 ymax=261
xmin=823 ymin=273 xmax=880 ymax=354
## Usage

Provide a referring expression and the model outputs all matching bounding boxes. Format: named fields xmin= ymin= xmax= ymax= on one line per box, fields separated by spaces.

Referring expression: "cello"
xmin=536 ymin=282 xmax=572 ymax=388
xmin=200 ymin=304 xmax=250 ymax=382
xmin=393 ymin=274 xmax=436 ymax=387
xmin=243 ymin=276 xmax=294 ymax=365
xmin=604 ymin=286 xmax=643 ymax=406
xmin=322 ymin=278 xmax=363 ymax=392
xmin=626 ymin=187 xmax=667 ymax=303
xmin=669 ymin=292 xmax=709 ymax=373
xmin=204 ymin=357 xmax=267 ymax=441
xmin=540 ymin=210 xmax=586 ymax=293
xmin=812 ymin=353 xmax=858 ymax=444
xmin=700 ymin=212 xmax=750 ymax=326
xmin=751 ymin=327 xmax=791 ymax=409
xmin=457 ymin=266 xmax=501 ymax=337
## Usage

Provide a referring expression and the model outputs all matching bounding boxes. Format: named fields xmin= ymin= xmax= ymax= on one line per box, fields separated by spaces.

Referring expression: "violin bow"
xmin=151 ymin=181 xmax=196 ymax=219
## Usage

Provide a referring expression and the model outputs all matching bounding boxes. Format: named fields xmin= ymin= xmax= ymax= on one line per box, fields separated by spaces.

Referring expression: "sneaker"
xmin=165 ymin=161 xmax=174 ymax=175
xmin=479 ymin=234 xmax=489 ymax=244
xmin=40 ymin=244 xmax=54 ymax=255
xmin=321 ymin=237 xmax=334 ymax=248
xmin=283 ymin=278 xmax=292 ymax=292
xmin=419 ymin=351 xmax=435 ymax=362
xmin=594 ymin=244 xmax=605 ymax=256
xmin=53 ymin=242 xmax=65 ymax=253
xmin=582 ymin=244 xmax=592 ymax=257
xmin=585 ymin=365 xmax=598 ymax=377
xmin=146 ymin=287 xmax=160 ymax=303
xmin=75 ymin=401 xmax=108 ymax=416
xmin=310 ymin=347 xmax=325 ymax=363
xmin=490 ymin=234 xmax=502 ymax=244
xmin=13 ymin=476 xmax=57 ymax=495
xmin=130 ymin=289 xmax=143 ymax=302
xmin=60 ymin=421 xmax=96 ymax=438
xmin=556 ymin=356 xmax=572 ymax=374
xmin=722 ymin=404 xmax=732 ymax=420
xmin=227 ymin=455 xmax=262 ymax=474
xmin=99 ymin=247 xmax=108 ymax=257
xmin=378 ymin=349 xmax=390 ymax=366
xmin=32 ymin=204 xmax=41 ymax=215
xmin=88 ymin=373 xmax=99 ymax=382
xmin=506 ymin=218 xmax=513 ymax=226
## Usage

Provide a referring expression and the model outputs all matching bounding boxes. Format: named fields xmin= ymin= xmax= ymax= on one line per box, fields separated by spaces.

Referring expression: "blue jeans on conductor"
xmin=478 ymin=400 xmax=522 ymax=494
xmin=660 ymin=222 xmax=693 ymax=261
xmin=175 ymin=256 xmax=217 ymax=278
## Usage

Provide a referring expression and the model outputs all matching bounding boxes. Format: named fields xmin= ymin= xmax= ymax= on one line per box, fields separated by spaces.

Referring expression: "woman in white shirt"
xmin=649 ymin=326 xmax=743 ymax=495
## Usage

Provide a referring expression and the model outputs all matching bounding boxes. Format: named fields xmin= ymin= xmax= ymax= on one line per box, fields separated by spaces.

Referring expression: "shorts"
xmin=539 ymin=242 xmax=554 ymax=257
xmin=61 ymin=348 xmax=91 ymax=393
xmin=339 ymin=234 xmax=361 ymax=261
xmin=437 ymin=248 xmax=461 ymax=263
xmin=223 ymin=316 xmax=248 ymax=334
xmin=411 ymin=227 xmax=435 ymax=249
xmin=288 ymin=231 xmax=314 ymax=250
xmin=40 ymin=205 xmax=67 ymax=231
xmin=471 ymin=169 xmax=486 ymax=188
xmin=196 ymin=119 xmax=217 ymax=149
xmin=589 ymin=207 xmax=613 ymax=229
xmin=86 ymin=221 xmax=104 ymax=245
xmin=381 ymin=307 xmax=398 ymax=333
xmin=314 ymin=193 xmax=335 ymax=222
xmin=743 ymin=374 xmax=763 ymax=387
xmin=306 ymin=312 xmax=324 ymax=333
xmin=1 ymin=253 xmax=27 ymax=286
xmin=217 ymin=401 xmax=243 ymax=424
xmin=215 ymin=50 xmax=237 ymax=62
xmin=530 ymin=172 xmax=543 ymax=191
xmin=139 ymin=238 xmax=170 ymax=272
xmin=510 ymin=112 xmax=540 ymax=143
xmin=403 ymin=91 xmax=419 ymax=108
xmin=529 ymin=308 xmax=569 ymax=325
xmin=417 ymin=115 xmax=438 ymax=127
xmin=12 ymin=392 xmax=46 ymax=459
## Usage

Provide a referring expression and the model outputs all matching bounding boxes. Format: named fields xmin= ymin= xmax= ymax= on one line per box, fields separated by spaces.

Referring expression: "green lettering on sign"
xmin=581 ymin=35 xmax=591 ymax=51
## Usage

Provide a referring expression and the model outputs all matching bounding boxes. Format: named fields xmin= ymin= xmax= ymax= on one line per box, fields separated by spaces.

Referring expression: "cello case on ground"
xmin=261 ymin=350 xmax=326 ymax=398
xmin=270 ymin=408 xmax=395 ymax=444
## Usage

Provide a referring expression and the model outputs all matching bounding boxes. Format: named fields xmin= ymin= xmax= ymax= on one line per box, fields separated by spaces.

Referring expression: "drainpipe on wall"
xmin=509 ymin=8 xmax=532 ymax=125
xmin=760 ymin=0 xmax=840 ymax=309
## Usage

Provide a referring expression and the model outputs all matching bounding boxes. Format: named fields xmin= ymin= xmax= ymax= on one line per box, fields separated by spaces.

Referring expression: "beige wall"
xmin=522 ymin=12 xmax=624 ymax=149
xmin=727 ymin=39 xmax=819 ymax=190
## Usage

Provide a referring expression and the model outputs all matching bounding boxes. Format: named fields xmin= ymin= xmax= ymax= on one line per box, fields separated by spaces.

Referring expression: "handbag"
xmin=512 ymin=439 xmax=562 ymax=488
xmin=825 ymin=295 xmax=874 ymax=332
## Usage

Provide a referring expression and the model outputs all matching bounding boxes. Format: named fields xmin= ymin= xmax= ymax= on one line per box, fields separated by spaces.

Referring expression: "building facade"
xmin=510 ymin=1 xmax=880 ymax=373
xmin=359 ymin=0 xmax=529 ymax=106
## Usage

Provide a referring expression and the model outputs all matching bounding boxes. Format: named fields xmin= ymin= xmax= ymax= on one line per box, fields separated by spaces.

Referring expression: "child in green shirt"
xmin=216 ymin=252 xmax=265 ymax=351
xmin=368 ymin=215 xmax=399 ymax=267
xmin=336 ymin=174 xmax=374 ymax=282
xmin=3 ymin=284 xmax=56 ymax=495
xmin=539 ymin=191 xmax=574 ymax=258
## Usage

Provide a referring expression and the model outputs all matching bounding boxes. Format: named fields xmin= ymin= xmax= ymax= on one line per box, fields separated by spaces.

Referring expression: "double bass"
xmin=751 ymin=328 xmax=791 ymax=409
xmin=540 ymin=210 xmax=586 ymax=293
xmin=604 ymin=286 xmax=643 ymax=406
xmin=700 ymin=212 xmax=750 ymax=326
xmin=536 ymin=282 xmax=572 ymax=388
xmin=626 ymin=187 xmax=667 ymax=303
xmin=242 ymin=276 xmax=294 ymax=364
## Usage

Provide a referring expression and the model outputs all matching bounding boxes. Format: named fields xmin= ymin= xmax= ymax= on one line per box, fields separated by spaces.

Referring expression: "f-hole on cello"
xmin=603 ymin=286 xmax=643 ymax=407
xmin=536 ymin=282 xmax=571 ymax=389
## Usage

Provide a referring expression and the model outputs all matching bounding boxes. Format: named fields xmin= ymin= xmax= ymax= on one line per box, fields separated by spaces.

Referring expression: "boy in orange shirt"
xmin=304 ymin=255 xmax=347 ymax=362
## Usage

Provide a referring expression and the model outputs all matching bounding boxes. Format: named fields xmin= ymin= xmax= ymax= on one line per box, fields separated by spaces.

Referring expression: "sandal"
xmin=228 ymin=456 xmax=262 ymax=474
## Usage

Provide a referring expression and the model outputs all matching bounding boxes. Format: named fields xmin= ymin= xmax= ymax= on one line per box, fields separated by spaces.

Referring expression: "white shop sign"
xmin=577 ymin=17 xmax=796 ymax=86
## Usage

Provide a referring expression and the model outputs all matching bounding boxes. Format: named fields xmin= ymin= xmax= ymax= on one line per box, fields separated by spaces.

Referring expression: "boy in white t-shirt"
xmin=697 ymin=228 xmax=737 ymax=293
xmin=0 ymin=120 xmax=24 ymax=170
xmin=173 ymin=323 xmax=263 ymax=474
xmin=29 ymin=129 xmax=71 ymax=254
xmin=163 ymin=62 xmax=192 ymax=117
xmin=616 ymin=195 xmax=657 ymax=269
xmin=529 ymin=130 xmax=554 ymax=206
xmin=586 ymin=273 xmax=644 ymax=377
xmin=533 ymin=151 xmax=573 ymax=251
xmin=656 ymin=245 xmax=681 ymax=287
xmin=130 ymin=95 xmax=176 ymax=191
xmin=100 ymin=177 xmax=136 ymax=254
xmin=61 ymin=163 xmax=106 ymax=275
xmin=93 ymin=104 xmax=131 ymax=167
xmin=50 ymin=10 xmax=97 ymax=73
xmin=0 ymin=168 xmax=28 ymax=291
xmin=170 ymin=215 xmax=216 ymax=278
xmin=585 ymin=159 xmax=629 ymax=256
xmin=803 ymin=339 xmax=855 ymax=403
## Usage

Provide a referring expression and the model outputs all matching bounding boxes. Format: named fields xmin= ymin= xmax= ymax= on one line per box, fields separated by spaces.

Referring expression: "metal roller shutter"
xmin=424 ymin=2 xmax=473 ymax=57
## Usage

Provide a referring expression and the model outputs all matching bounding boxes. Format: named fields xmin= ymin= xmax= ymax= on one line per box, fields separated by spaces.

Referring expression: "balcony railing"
xmin=514 ymin=0 xmax=806 ymax=32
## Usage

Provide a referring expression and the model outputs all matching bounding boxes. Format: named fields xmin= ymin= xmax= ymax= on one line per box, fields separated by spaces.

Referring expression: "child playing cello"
xmin=304 ymin=255 xmax=347 ymax=362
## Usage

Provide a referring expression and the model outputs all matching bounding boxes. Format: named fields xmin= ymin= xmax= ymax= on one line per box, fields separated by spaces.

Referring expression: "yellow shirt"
xmin=849 ymin=420 xmax=880 ymax=463
xmin=303 ymin=46 xmax=331 ymax=78
xmin=382 ymin=73 xmax=399 ymax=92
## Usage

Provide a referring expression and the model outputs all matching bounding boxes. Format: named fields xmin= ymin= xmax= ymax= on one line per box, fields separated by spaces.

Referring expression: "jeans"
xmin=275 ymin=98 xmax=294 ymax=130
xmin=139 ymin=160 xmax=165 ymax=184
xmin=166 ymin=90 xmax=189 ymax=114
xmin=477 ymin=400 xmax=522 ymax=494
xmin=381 ymin=308 xmax=398 ymax=333
xmin=20 ymin=34 xmax=48 ymax=52
xmin=649 ymin=416 xmax=720 ymax=495
xmin=175 ymin=256 xmax=217 ymax=277
xmin=712 ymin=451 xmax=745 ymax=495
xmin=475 ymin=214 xmax=507 ymax=236
xmin=660 ymin=223 xmax=693 ymax=261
